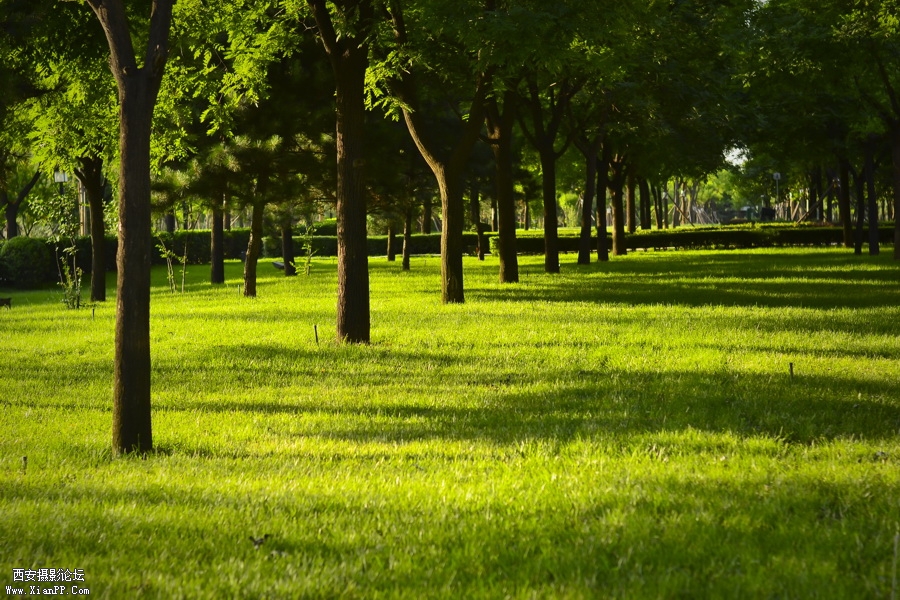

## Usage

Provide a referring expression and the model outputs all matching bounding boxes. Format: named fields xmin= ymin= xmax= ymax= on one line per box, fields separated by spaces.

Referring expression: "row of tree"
xmin=2 ymin=0 xmax=900 ymax=453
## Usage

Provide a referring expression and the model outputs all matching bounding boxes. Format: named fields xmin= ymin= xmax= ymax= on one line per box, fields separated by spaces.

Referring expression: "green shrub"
xmin=0 ymin=236 xmax=54 ymax=288
xmin=310 ymin=218 xmax=337 ymax=236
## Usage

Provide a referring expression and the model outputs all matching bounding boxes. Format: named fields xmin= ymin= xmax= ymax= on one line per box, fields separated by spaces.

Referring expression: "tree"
xmin=305 ymin=0 xmax=374 ymax=341
xmin=384 ymin=0 xmax=489 ymax=303
xmin=85 ymin=0 xmax=174 ymax=454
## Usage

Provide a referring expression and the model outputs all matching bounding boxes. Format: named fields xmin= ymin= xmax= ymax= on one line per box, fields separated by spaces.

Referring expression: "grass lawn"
xmin=2 ymin=248 xmax=899 ymax=598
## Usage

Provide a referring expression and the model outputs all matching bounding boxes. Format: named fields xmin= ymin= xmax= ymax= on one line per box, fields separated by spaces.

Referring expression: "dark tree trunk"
xmin=164 ymin=212 xmax=175 ymax=233
xmin=639 ymin=178 xmax=651 ymax=230
xmin=866 ymin=140 xmax=880 ymax=255
xmin=402 ymin=207 xmax=412 ymax=271
xmin=626 ymin=171 xmax=636 ymax=234
xmin=892 ymin=132 xmax=900 ymax=259
xmin=662 ymin=180 xmax=670 ymax=229
xmin=575 ymin=136 xmax=601 ymax=265
xmin=839 ymin=159 xmax=853 ymax=247
xmin=652 ymin=185 xmax=662 ymax=229
xmin=243 ymin=201 xmax=265 ymax=297
xmin=538 ymin=151 xmax=560 ymax=273
xmin=853 ymin=166 xmax=865 ymax=255
xmin=211 ymin=203 xmax=225 ymax=284
xmin=75 ymin=158 xmax=107 ymax=302
xmin=4 ymin=197 xmax=17 ymax=239
xmin=2 ymin=171 xmax=39 ymax=239
xmin=826 ymin=169 xmax=836 ymax=223
xmin=87 ymin=0 xmax=172 ymax=455
xmin=609 ymin=158 xmax=627 ymax=256
xmin=309 ymin=0 xmax=372 ymax=341
xmin=440 ymin=171 xmax=466 ymax=302
xmin=485 ymin=89 xmax=518 ymax=281
xmin=224 ymin=210 xmax=231 ymax=231
xmin=387 ymin=221 xmax=397 ymax=261
xmin=468 ymin=186 xmax=485 ymax=261
xmin=597 ymin=147 xmax=610 ymax=262
xmin=281 ymin=219 xmax=296 ymax=276
xmin=491 ymin=197 xmax=499 ymax=232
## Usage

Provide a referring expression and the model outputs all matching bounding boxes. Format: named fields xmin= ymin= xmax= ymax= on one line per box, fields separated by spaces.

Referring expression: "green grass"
xmin=2 ymin=248 xmax=900 ymax=598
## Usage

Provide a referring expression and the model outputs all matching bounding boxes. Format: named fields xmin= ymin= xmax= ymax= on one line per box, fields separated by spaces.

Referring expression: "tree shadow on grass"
xmin=155 ymin=343 xmax=900 ymax=450
xmin=2 ymin=461 xmax=892 ymax=598
xmin=470 ymin=252 xmax=900 ymax=310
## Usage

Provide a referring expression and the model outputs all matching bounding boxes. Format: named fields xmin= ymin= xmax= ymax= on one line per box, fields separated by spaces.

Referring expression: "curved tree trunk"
xmin=2 ymin=171 xmax=40 ymax=239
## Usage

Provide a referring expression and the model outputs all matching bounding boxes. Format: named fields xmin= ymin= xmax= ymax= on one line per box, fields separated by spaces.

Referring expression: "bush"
xmin=0 ymin=236 xmax=54 ymax=288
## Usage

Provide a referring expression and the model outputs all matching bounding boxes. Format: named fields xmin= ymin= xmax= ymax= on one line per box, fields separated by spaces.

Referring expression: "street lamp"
xmin=773 ymin=172 xmax=781 ymax=205
xmin=53 ymin=170 xmax=69 ymax=195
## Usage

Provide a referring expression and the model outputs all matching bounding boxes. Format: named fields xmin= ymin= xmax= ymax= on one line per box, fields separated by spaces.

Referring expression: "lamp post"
xmin=53 ymin=169 xmax=69 ymax=194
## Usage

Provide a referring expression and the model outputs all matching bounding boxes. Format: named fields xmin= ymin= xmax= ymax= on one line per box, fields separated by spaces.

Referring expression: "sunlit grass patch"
xmin=1 ymin=248 xmax=899 ymax=598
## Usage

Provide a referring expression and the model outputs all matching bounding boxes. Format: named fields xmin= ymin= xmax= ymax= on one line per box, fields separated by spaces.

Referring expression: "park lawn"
xmin=1 ymin=248 xmax=899 ymax=598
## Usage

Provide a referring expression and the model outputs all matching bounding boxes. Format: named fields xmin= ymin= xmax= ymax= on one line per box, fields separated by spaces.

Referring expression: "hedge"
xmin=3 ymin=225 xmax=895 ymax=289
xmin=489 ymin=226 xmax=896 ymax=254
xmin=0 ymin=236 xmax=53 ymax=287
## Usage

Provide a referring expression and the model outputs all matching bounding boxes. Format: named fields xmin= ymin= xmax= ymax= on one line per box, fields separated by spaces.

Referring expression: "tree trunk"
xmin=387 ymin=221 xmax=397 ymax=261
xmin=853 ymin=166 xmax=865 ymax=255
xmin=402 ymin=207 xmax=412 ymax=271
xmin=243 ymin=201 xmax=265 ymax=297
xmin=839 ymin=159 xmax=853 ymax=247
xmin=662 ymin=180 xmax=670 ymax=229
xmin=309 ymin=0 xmax=372 ymax=342
xmin=485 ymin=90 xmax=518 ymax=282
xmin=597 ymin=147 xmax=610 ymax=262
xmin=609 ymin=158 xmax=627 ymax=256
xmin=576 ymin=136 xmax=601 ymax=265
xmin=626 ymin=171 xmax=636 ymax=234
xmin=211 ymin=203 xmax=225 ymax=284
xmin=164 ymin=212 xmax=175 ymax=233
xmin=639 ymin=178 xmax=651 ymax=230
xmin=652 ymin=185 xmax=662 ymax=229
xmin=2 ymin=171 xmax=40 ymax=239
xmin=281 ymin=219 xmax=296 ymax=276
xmin=892 ymin=131 xmax=900 ymax=260
xmin=76 ymin=158 xmax=107 ymax=302
xmin=468 ymin=186 xmax=485 ymax=261
xmin=539 ymin=149 xmax=560 ymax=273
xmin=4 ymin=197 xmax=18 ymax=239
xmin=439 ymin=170 xmax=466 ymax=302
xmin=866 ymin=140 xmax=880 ymax=255
xmin=87 ymin=0 xmax=172 ymax=455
